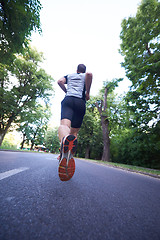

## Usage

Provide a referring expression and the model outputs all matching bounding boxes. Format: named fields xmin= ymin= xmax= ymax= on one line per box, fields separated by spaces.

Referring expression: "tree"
xmin=18 ymin=104 xmax=51 ymax=150
xmin=78 ymin=101 xmax=103 ymax=159
xmin=19 ymin=122 xmax=31 ymax=149
xmin=109 ymin=94 xmax=160 ymax=169
xmin=110 ymin=123 xmax=160 ymax=169
xmin=119 ymin=0 xmax=160 ymax=128
xmin=44 ymin=128 xmax=60 ymax=153
xmin=0 ymin=0 xmax=42 ymax=65
xmin=78 ymin=79 xmax=123 ymax=161
xmin=118 ymin=0 xmax=160 ymax=168
xmin=0 ymin=46 xmax=54 ymax=146
xmin=95 ymin=79 xmax=123 ymax=162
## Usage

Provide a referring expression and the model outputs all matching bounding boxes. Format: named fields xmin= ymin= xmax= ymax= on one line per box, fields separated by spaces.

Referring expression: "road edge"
xmin=77 ymin=158 xmax=160 ymax=180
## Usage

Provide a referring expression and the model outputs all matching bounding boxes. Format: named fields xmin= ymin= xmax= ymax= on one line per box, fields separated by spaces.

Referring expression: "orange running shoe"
xmin=58 ymin=135 xmax=77 ymax=181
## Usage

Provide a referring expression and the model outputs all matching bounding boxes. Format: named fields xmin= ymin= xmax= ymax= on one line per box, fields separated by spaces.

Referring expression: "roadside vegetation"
xmin=81 ymin=159 xmax=160 ymax=177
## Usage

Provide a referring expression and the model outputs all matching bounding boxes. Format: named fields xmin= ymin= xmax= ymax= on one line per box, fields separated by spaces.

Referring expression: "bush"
xmin=0 ymin=140 xmax=17 ymax=150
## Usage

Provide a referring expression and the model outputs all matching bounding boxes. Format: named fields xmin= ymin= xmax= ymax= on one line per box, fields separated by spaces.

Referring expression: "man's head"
xmin=77 ymin=64 xmax=86 ymax=73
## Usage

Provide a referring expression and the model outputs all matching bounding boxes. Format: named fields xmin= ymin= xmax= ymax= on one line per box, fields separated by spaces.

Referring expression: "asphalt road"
xmin=0 ymin=151 xmax=160 ymax=240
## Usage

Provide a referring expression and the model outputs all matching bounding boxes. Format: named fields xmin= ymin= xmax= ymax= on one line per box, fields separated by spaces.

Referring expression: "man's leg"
xmin=58 ymin=123 xmax=77 ymax=181
xmin=58 ymin=119 xmax=71 ymax=142
xmin=58 ymin=118 xmax=78 ymax=181
xmin=70 ymin=127 xmax=80 ymax=138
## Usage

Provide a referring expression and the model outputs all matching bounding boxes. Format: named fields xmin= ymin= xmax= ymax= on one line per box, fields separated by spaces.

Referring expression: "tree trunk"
xmin=85 ymin=145 xmax=90 ymax=159
xmin=30 ymin=140 xmax=34 ymax=151
xmin=95 ymin=87 xmax=110 ymax=162
xmin=101 ymin=116 xmax=110 ymax=162
xmin=0 ymin=114 xmax=15 ymax=146
xmin=20 ymin=134 xmax=26 ymax=149
xmin=0 ymin=131 xmax=5 ymax=146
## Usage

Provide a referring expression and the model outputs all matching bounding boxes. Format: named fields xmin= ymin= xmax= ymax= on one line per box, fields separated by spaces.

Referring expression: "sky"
xmin=31 ymin=0 xmax=141 ymax=127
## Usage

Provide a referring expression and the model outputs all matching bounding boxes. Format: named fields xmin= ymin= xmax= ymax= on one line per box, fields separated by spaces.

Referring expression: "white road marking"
xmin=0 ymin=167 xmax=29 ymax=181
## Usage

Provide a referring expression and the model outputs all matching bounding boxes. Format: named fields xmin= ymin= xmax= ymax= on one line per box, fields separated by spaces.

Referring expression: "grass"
xmin=79 ymin=158 xmax=160 ymax=177
xmin=0 ymin=145 xmax=17 ymax=150
xmin=0 ymin=146 xmax=48 ymax=153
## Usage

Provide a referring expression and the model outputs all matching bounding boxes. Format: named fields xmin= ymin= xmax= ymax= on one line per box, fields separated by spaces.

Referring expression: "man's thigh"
xmin=61 ymin=97 xmax=73 ymax=121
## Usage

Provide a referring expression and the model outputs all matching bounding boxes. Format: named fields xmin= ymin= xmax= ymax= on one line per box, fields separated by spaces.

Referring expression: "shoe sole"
xmin=58 ymin=158 xmax=75 ymax=181
xmin=63 ymin=135 xmax=77 ymax=154
xmin=58 ymin=135 xmax=77 ymax=181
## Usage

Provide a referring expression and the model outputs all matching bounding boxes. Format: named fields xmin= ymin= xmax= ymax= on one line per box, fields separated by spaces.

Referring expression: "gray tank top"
xmin=65 ymin=73 xmax=86 ymax=99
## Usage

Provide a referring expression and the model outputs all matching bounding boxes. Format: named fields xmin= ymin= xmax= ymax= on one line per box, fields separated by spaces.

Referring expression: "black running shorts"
xmin=61 ymin=96 xmax=86 ymax=128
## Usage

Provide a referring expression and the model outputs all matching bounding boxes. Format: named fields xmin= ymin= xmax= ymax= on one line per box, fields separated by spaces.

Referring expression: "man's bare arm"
xmin=57 ymin=77 xmax=67 ymax=93
xmin=85 ymin=72 xmax=93 ymax=101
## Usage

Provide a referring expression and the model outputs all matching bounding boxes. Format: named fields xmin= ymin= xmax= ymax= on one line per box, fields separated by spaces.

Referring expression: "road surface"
xmin=0 ymin=151 xmax=160 ymax=240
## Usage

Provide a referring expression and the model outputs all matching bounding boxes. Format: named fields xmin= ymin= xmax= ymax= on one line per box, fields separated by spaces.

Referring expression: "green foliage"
xmin=101 ymin=78 xmax=123 ymax=94
xmin=78 ymin=80 xmax=123 ymax=161
xmin=96 ymin=79 xmax=124 ymax=132
xmin=77 ymin=102 xmax=103 ymax=159
xmin=110 ymin=123 xmax=160 ymax=169
xmin=114 ymin=0 xmax=160 ymax=169
xmin=18 ymin=104 xmax=52 ymax=149
xmin=80 ymin=89 xmax=160 ymax=169
xmin=0 ymin=45 xmax=54 ymax=146
xmin=120 ymin=0 xmax=160 ymax=127
xmin=44 ymin=128 xmax=60 ymax=153
xmin=0 ymin=140 xmax=17 ymax=150
xmin=77 ymin=0 xmax=160 ymax=168
xmin=0 ymin=0 xmax=42 ymax=64
xmin=0 ymin=131 xmax=17 ymax=150
xmin=109 ymin=92 xmax=160 ymax=169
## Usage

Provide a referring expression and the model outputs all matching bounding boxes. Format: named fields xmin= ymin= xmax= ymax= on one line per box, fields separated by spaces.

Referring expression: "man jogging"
xmin=57 ymin=64 xmax=92 ymax=181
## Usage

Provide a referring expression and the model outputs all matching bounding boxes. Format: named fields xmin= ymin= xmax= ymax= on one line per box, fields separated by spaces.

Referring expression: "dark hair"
xmin=77 ymin=64 xmax=86 ymax=73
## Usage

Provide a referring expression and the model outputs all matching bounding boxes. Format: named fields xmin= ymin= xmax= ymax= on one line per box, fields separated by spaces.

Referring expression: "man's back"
xmin=66 ymin=73 xmax=85 ymax=99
